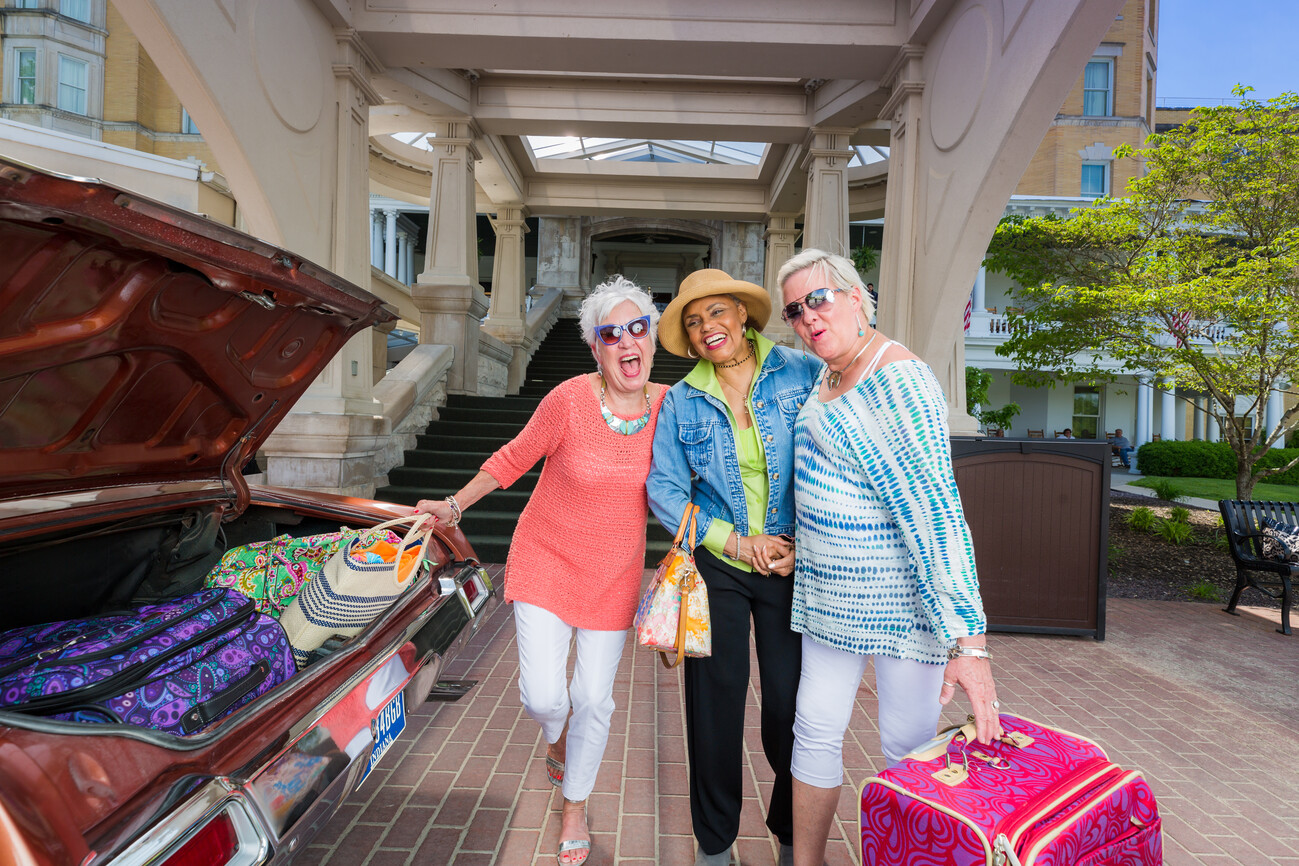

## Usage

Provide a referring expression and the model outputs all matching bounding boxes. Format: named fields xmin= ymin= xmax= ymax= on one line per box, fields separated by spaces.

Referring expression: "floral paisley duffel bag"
xmin=204 ymin=529 xmax=381 ymax=618
xmin=0 ymin=587 xmax=295 ymax=735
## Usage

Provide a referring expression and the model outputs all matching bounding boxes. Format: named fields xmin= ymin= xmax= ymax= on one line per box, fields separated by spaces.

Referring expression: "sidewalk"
xmin=1111 ymin=469 xmax=1219 ymax=510
xmin=309 ymin=563 xmax=1299 ymax=865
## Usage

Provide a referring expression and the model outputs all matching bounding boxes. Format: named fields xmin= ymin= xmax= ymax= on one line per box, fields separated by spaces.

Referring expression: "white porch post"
xmin=383 ymin=208 xmax=398 ymax=278
xmin=412 ymin=121 xmax=488 ymax=395
xmin=972 ymin=265 xmax=986 ymax=313
xmin=1207 ymin=398 xmax=1220 ymax=443
xmin=1267 ymin=382 xmax=1286 ymax=442
xmin=1193 ymin=396 xmax=1206 ymax=440
xmin=371 ymin=210 xmax=383 ymax=269
xmin=1160 ymin=379 xmax=1177 ymax=442
xmin=404 ymin=233 xmax=415 ymax=286
xmin=1135 ymin=377 xmax=1151 ymax=447
xmin=396 ymin=232 xmax=409 ymax=284
xmin=762 ymin=213 xmax=800 ymax=346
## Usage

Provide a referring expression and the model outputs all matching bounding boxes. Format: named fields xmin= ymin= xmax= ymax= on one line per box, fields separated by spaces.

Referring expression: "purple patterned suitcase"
xmin=860 ymin=714 xmax=1162 ymax=865
xmin=0 ymin=588 xmax=295 ymax=735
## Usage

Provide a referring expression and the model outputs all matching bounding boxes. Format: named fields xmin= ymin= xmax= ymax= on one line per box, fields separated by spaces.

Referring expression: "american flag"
xmin=963 ymin=294 xmax=973 ymax=333
xmin=1171 ymin=310 xmax=1192 ymax=348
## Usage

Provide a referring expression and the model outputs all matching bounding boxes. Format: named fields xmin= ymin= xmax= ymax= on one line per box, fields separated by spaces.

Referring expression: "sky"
xmin=1156 ymin=0 xmax=1296 ymax=105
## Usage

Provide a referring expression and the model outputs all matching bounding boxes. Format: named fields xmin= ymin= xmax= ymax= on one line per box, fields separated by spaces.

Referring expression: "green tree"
xmin=965 ymin=367 xmax=1021 ymax=435
xmin=986 ymin=86 xmax=1299 ymax=499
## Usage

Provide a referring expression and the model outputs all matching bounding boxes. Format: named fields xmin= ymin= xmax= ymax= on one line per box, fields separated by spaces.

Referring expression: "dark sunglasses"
xmin=596 ymin=314 xmax=651 ymax=345
xmin=781 ymin=287 xmax=844 ymax=323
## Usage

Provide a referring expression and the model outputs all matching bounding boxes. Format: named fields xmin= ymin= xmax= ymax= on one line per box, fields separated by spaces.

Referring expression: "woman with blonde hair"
xmin=417 ymin=276 xmax=667 ymax=866
xmin=775 ymin=249 xmax=1001 ymax=866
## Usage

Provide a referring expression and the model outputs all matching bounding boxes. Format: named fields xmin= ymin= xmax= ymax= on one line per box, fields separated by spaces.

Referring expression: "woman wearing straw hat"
xmin=647 ymin=268 xmax=821 ymax=866
xmin=417 ymin=276 xmax=667 ymax=866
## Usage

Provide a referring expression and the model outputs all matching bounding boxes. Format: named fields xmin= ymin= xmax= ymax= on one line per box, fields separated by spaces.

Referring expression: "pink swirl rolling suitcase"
xmin=860 ymin=714 xmax=1161 ymax=865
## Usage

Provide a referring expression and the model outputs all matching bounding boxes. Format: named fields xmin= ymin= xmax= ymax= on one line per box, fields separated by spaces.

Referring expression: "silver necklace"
xmin=826 ymin=331 xmax=879 ymax=390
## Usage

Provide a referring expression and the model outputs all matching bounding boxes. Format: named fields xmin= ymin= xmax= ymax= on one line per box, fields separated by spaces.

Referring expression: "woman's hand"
xmin=939 ymin=651 xmax=1004 ymax=745
xmin=414 ymin=498 xmax=457 ymax=527
xmin=746 ymin=534 xmax=794 ymax=576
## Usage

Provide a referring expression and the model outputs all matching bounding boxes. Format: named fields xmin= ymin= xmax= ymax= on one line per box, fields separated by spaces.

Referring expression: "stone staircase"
xmin=377 ymin=322 xmax=697 ymax=565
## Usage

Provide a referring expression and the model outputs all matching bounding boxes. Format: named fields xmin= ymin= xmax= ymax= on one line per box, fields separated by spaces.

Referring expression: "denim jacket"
xmin=648 ymin=332 xmax=822 ymax=549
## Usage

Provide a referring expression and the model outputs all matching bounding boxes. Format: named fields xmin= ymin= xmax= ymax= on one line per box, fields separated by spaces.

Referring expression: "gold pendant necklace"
xmin=826 ymin=331 xmax=878 ymax=390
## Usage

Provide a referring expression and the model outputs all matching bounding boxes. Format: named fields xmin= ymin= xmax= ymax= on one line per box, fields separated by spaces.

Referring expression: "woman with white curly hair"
xmin=417 ymin=275 xmax=667 ymax=866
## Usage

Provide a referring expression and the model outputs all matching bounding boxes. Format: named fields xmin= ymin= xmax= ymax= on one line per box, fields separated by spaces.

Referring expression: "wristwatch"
xmin=946 ymin=644 xmax=992 ymax=661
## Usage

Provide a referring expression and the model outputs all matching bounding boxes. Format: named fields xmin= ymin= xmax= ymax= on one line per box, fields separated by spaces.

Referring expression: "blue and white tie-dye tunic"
xmin=791 ymin=359 xmax=986 ymax=665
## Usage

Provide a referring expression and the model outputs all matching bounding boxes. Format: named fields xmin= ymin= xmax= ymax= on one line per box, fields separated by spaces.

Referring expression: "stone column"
xmin=1193 ymin=395 xmax=1206 ymax=440
xmin=800 ymin=127 xmax=854 ymax=257
xmin=536 ymin=216 xmax=583 ymax=317
xmin=483 ymin=204 xmax=531 ymax=393
xmin=404 ymin=233 xmax=415 ymax=286
xmin=762 ymin=213 xmax=799 ymax=346
xmin=396 ymin=232 xmax=409 ymax=284
xmin=383 ymin=208 xmax=398 ymax=278
xmin=411 ymin=120 xmax=488 ymax=394
xmin=721 ymin=220 xmax=766 ymax=329
xmin=371 ymin=210 xmax=383 ymax=269
xmin=262 ymin=29 xmax=385 ymax=496
xmin=1159 ymin=379 xmax=1177 ymax=442
xmin=876 ymin=46 xmax=924 ymax=350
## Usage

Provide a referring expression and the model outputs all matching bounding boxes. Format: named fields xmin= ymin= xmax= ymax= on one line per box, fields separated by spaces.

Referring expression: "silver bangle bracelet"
xmin=946 ymin=645 xmax=992 ymax=661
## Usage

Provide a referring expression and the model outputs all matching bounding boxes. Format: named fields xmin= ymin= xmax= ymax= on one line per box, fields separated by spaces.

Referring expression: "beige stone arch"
xmin=876 ymin=0 xmax=1126 ymax=432
xmin=582 ymin=217 xmax=722 ymax=294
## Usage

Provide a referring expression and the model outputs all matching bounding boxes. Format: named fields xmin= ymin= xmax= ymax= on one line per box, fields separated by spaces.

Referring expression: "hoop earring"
xmin=687 ymin=348 xmax=698 ymax=359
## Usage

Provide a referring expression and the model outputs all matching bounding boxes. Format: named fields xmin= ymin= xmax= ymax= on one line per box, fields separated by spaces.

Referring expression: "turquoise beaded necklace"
xmin=599 ymin=379 xmax=651 ymax=435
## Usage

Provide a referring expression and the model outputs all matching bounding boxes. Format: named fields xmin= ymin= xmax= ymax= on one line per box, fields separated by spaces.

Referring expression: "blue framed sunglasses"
xmin=595 ymin=314 xmax=651 ymax=345
xmin=781 ymin=287 xmax=845 ymax=323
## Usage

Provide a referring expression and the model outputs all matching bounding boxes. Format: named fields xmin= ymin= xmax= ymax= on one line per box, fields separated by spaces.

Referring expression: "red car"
xmin=0 ymin=158 xmax=495 ymax=865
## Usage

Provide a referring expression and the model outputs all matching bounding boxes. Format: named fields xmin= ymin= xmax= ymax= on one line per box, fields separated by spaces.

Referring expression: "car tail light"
xmin=160 ymin=812 xmax=238 ymax=866
xmin=461 ymin=576 xmax=479 ymax=605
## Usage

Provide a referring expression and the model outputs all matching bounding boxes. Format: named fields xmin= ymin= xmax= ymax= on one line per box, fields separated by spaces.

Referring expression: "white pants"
xmin=513 ymin=601 xmax=627 ymax=801
xmin=791 ymin=635 xmax=945 ymax=787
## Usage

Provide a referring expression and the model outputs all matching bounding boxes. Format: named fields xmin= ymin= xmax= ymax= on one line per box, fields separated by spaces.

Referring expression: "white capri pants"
xmin=513 ymin=601 xmax=627 ymax=801
xmin=791 ymin=634 xmax=946 ymax=787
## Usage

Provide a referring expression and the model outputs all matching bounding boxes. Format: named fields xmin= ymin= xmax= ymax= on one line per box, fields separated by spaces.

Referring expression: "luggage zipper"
xmin=0 ymin=591 xmax=229 ymax=677
xmin=13 ymin=596 xmax=257 ymax=714
xmin=1009 ymin=771 xmax=1146 ymax=866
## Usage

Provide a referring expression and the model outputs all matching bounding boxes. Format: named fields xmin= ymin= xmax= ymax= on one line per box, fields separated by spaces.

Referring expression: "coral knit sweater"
xmin=482 ymin=375 xmax=666 ymax=631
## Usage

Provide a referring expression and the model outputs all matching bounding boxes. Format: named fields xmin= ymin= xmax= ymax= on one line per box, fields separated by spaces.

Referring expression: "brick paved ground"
xmin=309 ymin=567 xmax=1299 ymax=865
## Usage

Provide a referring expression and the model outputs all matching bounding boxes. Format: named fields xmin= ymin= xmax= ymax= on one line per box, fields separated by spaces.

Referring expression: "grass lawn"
xmin=1131 ymin=476 xmax=1299 ymax=502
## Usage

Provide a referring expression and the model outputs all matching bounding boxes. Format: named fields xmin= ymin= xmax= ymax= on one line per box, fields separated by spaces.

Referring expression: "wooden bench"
xmin=1218 ymin=500 xmax=1298 ymax=635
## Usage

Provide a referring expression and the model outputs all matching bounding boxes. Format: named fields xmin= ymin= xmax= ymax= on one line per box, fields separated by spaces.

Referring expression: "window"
xmin=181 ymin=108 xmax=199 ymax=135
xmin=16 ymin=0 xmax=41 ymax=8
xmin=16 ymin=50 xmax=36 ymax=105
xmin=61 ymin=0 xmax=91 ymax=22
xmin=1072 ymin=387 xmax=1100 ymax=440
xmin=57 ymin=55 xmax=88 ymax=115
xmin=1083 ymin=59 xmax=1113 ymax=116
xmin=1081 ymin=162 xmax=1109 ymax=199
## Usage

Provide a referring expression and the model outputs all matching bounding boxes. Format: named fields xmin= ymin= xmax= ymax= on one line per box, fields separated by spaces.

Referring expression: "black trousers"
xmin=684 ymin=546 xmax=802 ymax=854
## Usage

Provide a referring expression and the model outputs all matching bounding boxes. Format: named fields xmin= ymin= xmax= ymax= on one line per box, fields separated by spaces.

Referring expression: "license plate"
xmin=357 ymin=690 xmax=406 ymax=788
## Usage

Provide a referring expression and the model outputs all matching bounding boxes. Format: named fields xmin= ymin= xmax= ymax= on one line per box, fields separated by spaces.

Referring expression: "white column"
xmin=1160 ymin=379 xmax=1177 ymax=442
xmin=1193 ymin=396 xmax=1206 ymax=440
xmin=370 ymin=210 xmax=383 ymax=269
xmin=1267 ymin=382 xmax=1286 ymax=442
xmin=383 ymin=208 xmax=398 ymax=278
xmin=1207 ymin=398 xmax=1220 ymax=443
xmin=972 ymin=264 xmax=987 ymax=313
xmin=404 ymin=233 xmax=415 ymax=286
xmin=762 ymin=213 xmax=800 ymax=346
xmin=1135 ymin=376 xmax=1151 ymax=447
xmin=800 ymin=126 xmax=855 ymax=256
xmin=396 ymin=232 xmax=409 ymax=284
xmin=483 ymin=204 xmax=530 ymax=393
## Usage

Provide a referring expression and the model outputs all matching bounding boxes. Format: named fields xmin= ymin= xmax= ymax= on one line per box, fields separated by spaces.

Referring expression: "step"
xmin=387 ymin=466 xmax=542 ymax=492
xmin=413 ymin=434 xmax=514 ymax=452
xmin=422 ymin=420 xmax=528 ymax=438
xmin=444 ymin=394 xmax=541 ymax=411
xmin=434 ymin=406 xmax=540 ymax=425
xmin=400 ymin=450 xmax=543 ymax=470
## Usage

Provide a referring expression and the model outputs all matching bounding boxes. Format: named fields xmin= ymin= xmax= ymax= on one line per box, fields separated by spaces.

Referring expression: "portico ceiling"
xmin=342 ymin=0 xmax=925 ymax=218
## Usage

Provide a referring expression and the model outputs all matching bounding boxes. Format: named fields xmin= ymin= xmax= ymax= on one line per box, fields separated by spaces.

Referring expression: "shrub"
xmin=1155 ymin=519 xmax=1194 ymax=545
xmin=1135 ymin=439 xmax=1299 ymax=485
xmin=1188 ymin=580 xmax=1221 ymax=602
xmin=1149 ymin=478 xmax=1185 ymax=503
xmin=1127 ymin=506 xmax=1156 ymax=531
xmin=1169 ymin=506 xmax=1191 ymax=524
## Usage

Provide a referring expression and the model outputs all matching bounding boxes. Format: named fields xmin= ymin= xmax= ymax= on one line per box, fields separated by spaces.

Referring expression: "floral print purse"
xmin=634 ymin=503 xmax=712 ymax=667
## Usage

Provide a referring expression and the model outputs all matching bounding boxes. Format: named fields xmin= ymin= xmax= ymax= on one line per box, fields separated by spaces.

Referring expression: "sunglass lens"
xmin=781 ymin=302 xmax=803 ymax=323
xmin=596 ymin=325 xmax=620 ymax=344
xmin=627 ymin=317 xmax=649 ymax=338
xmin=804 ymin=288 xmax=835 ymax=310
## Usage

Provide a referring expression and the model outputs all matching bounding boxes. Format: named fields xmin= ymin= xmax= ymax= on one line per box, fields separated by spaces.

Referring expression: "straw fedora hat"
xmin=658 ymin=269 xmax=772 ymax=358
